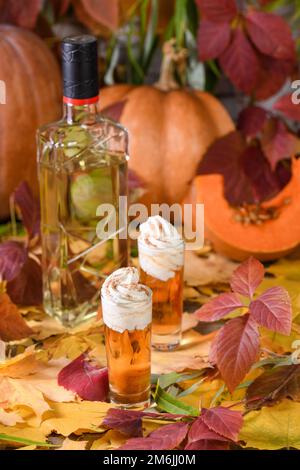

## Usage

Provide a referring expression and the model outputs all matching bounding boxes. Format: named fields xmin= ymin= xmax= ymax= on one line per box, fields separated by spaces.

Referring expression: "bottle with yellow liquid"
xmin=37 ymin=36 xmax=129 ymax=327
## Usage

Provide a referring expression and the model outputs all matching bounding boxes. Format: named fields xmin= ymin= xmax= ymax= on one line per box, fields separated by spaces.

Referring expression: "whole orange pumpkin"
xmin=0 ymin=26 xmax=61 ymax=219
xmin=98 ymin=44 xmax=234 ymax=206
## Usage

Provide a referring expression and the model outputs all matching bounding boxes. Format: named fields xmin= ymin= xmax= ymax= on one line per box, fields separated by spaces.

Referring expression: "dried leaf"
xmin=184 ymin=251 xmax=238 ymax=286
xmin=237 ymin=106 xmax=268 ymax=138
xmin=215 ymin=315 xmax=260 ymax=392
xmin=0 ymin=409 xmax=24 ymax=427
xmin=196 ymin=0 xmax=237 ymax=23
xmin=58 ymin=353 xmax=109 ymax=401
xmin=90 ymin=430 xmax=127 ymax=450
xmin=219 ymin=29 xmax=259 ymax=94
xmin=13 ymin=182 xmax=40 ymax=240
xmin=119 ymin=422 xmax=190 ymax=450
xmin=250 ymin=286 xmax=292 ymax=335
xmin=57 ymin=437 xmax=88 ymax=450
xmin=0 ymin=293 xmax=33 ymax=342
xmin=197 ymin=20 xmax=231 ymax=61
xmin=246 ymin=364 xmax=300 ymax=410
xmin=200 ymin=406 xmax=243 ymax=441
xmin=195 ymin=292 xmax=243 ymax=322
xmin=246 ymin=11 xmax=295 ymax=60
xmin=0 ymin=349 xmax=38 ymax=378
xmin=230 ymin=257 xmax=264 ymax=299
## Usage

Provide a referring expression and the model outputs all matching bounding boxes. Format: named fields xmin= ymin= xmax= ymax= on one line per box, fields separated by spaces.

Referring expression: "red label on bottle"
xmin=63 ymin=96 xmax=99 ymax=105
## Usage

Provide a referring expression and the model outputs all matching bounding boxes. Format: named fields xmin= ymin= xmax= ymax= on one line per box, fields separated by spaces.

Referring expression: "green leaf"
xmin=151 ymin=370 xmax=203 ymax=389
xmin=143 ymin=0 xmax=158 ymax=67
xmin=175 ymin=0 xmax=188 ymax=47
xmin=0 ymin=434 xmax=57 ymax=448
xmin=154 ymin=383 xmax=199 ymax=416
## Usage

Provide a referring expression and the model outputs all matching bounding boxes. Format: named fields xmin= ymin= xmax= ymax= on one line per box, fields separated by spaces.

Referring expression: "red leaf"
xmin=255 ymin=55 xmax=295 ymax=101
xmin=249 ymin=286 xmax=292 ymax=335
xmin=75 ymin=0 xmax=119 ymax=31
xmin=0 ymin=242 xmax=27 ymax=282
xmin=188 ymin=417 xmax=229 ymax=443
xmin=185 ymin=440 xmax=229 ymax=450
xmin=195 ymin=293 xmax=243 ymax=322
xmin=58 ymin=353 xmax=109 ymax=401
xmin=196 ymin=0 xmax=237 ymax=23
xmin=230 ymin=257 xmax=264 ymax=299
xmin=101 ymin=100 xmax=126 ymax=122
xmin=215 ymin=314 xmax=260 ymax=392
xmin=0 ymin=0 xmax=41 ymax=29
xmin=198 ymin=131 xmax=290 ymax=206
xmin=219 ymin=29 xmax=259 ymax=94
xmin=119 ymin=422 xmax=190 ymax=450
xmin=273 ymin=94 xmax=300 ymax=122
xmin=13 ymin=182 xmax=40 ymax=240
xmin=49 ymin=0 xmax=71 ymax=17
xmin=237 ymin=106 xmax=268 ymax=138
xmin=7 ymin=256 xmax=42 ymax=306
xmin=197 ymin=20 xmax=231 ymax=61
xmin=201 ymin=407 xmax=243 ymax=441
xmin=246 ymin=11 xmax=295 ymax=60
xmin=0 ymin=293 xmax=33 ymax=342
xmin=262 ymin=120 xmax=298 ymax=170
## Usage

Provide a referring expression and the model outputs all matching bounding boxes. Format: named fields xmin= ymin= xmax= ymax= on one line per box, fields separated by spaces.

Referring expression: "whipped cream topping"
xmin=138 ymin=216 xmax=184 ymax=282
xmin=101 ymin=267 xmax=152 ymax=333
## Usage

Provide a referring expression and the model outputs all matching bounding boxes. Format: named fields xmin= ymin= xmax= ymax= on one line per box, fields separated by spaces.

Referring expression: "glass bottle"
xmin=37 ymin=36 xmax=129 ymax=327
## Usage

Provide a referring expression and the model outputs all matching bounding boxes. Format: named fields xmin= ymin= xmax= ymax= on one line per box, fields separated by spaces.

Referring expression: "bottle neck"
xmin=63 ymin=98 xmax=99 ymax=125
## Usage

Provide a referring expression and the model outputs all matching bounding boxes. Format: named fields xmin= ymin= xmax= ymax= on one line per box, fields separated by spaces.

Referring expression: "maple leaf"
xmin=273 ymin=94 xmax=300 ymax=122
xmin=198 ymin=131 xmax=290 ymax=206
xmin=237 ymin=106 xmax=268 ymax=138
xmin=58 ymin=353 xmax=109 ymax=401
xmin=0 ymin=241 xmax=27 ymax=282
xmin=13 ymin=181 xmax=40 ymax=240
xmin=262 ymin=119 xmax=298 ymax=170
xmin=0 ymin=293 xmax=33 ymax=342
xmin=0 ymin=0 xmax=41 ymax=29
xmin=196 ymin=0 xmax=237 ymax=23
xmin=200 ymin=406 xmax=243 ymax=442
xmin=119 ymin=422 xmax=190 ymax=450
xmin=246 ymin=11 xmax=295 ymax=61
xmin=195 ymin=292 xmax=243 ymax=322
xmin=230 ymin=257 xmax=264 ymax=299
xmin=215 ymin=314 xmax=260 ymax=392
xmin=219 ymin=29 xmax=259 ymax=94
xmin=249 ymin=286 xmax=292 ymax=335
xmin=197 ymin=20 xmax=231 ymax=61
xmin=246 ymin=364 xmax=300 ymax=410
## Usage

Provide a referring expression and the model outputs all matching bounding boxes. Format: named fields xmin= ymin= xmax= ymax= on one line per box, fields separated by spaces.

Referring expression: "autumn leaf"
xmin=0 ymin=409 xmax=24 ymax=427
xmin=0 ymin=0 xmax=41 ymax=29
xmin=0 ymin=348 xmax=38 ymax=378
xmin=273 ymin=94 xmax=300 ymax=122
xmin=196 ymin=0 xmax=237 ymax=23
xmin=249 ymin=286 xmax=292 ymax=335
xmin=195 ymin=292 xmax=243 ymax=322
xmin=200 ymin=407 xmax=243 ymax=441
xmin=197 ymin=20 xmax=231 ymax=61
xmin=186 ymin=439 xmax=229 ymax=450
xmin=119 ymin=422 xmax=190 ymax=450
xmin=58 ymin=353 xmax=109 ymax=401
xmin=237 ymin=106 xmax=268 ymax=138
xmin=246 ymin=11 xmax=295 ymax=60
xmin=262 ymin=120 xmax=298 ymax=170
xmin=0 ymin=242 xmax=27 ymax=282
xmin=187 ymin=417 xmax=229 ymax=445
xmin=230 ymin=257 xmax=264 ymax=299
xmin=13 ymin=181 xmax=40 ymax=240
xmin=0 ymin=293 xmax=33 ymax=342
xmin=101 ymin=100 xmax=126 ymax=122
xmin=73 ymin=0 xmax=119 ymax=32
xmin=255 ymin=55 xmax=295 ymax=101
xmin=246 ymin=364 xmax=300 ymax=410
xmin=7 ymin=255 xmax=42 ymax=306
xmin=215 ymin=314 xmax=260 ymax=392
xmin=219 ymin=29 xmax=259 ymax=94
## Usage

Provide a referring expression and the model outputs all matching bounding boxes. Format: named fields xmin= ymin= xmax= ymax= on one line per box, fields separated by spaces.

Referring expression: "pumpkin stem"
xmin=155 ymin=39 xmax=188 ymax=92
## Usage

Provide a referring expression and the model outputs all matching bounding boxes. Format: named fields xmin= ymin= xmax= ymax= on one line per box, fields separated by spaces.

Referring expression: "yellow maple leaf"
xmin=240 ymin=399 xmax=300 ymax=450
xmin=0 ymin=348 xmax=39 ymax=378
xmin=90 ymin=430 xmax=127 ymax=450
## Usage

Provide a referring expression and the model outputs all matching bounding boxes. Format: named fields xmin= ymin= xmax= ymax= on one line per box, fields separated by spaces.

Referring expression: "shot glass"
xmin=101 ymin=267 xmax=152 ymax=408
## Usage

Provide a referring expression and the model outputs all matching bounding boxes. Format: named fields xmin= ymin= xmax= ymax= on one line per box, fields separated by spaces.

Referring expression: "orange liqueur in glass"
xmin=101 ymin=268 xmax=152 ymax=408
xmin=138 ymin=216 xmax=185 ymax=351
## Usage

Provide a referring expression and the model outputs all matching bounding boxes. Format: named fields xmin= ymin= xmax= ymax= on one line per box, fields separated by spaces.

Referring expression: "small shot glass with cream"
xmin=138 ymin=215 xmax=185 ymax=351
xmin=101 ymin=267 xmax=152 ymax=408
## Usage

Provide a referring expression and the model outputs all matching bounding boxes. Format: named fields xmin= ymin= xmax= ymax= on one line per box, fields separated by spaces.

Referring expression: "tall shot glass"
xmin=138 ymin=220 xmax=185 ymax=351
xmin=101 ymin=267 xmax=152 ymax=408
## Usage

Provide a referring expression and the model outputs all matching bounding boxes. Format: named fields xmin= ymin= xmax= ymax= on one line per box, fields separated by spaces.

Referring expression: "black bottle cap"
xmin=62 ymin=35 xmax=99 ymax=101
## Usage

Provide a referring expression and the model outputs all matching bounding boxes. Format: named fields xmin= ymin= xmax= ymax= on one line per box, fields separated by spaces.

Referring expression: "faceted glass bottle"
xmin=37 ymin=36 xmax=129 ymax=327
